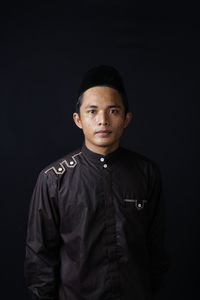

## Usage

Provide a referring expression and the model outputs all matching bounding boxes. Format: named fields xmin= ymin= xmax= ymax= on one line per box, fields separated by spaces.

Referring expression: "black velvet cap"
xmin=77 ymin=65 xmax=129 ymax=112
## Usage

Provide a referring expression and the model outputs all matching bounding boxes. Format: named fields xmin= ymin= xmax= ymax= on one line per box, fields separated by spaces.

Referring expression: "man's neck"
xmin=84 ymin=142 xmax=119 ymax=156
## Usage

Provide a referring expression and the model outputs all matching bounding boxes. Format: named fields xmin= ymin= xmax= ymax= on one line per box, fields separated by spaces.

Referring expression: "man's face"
xmin=73 ymin=86 xmax=132 ymax=155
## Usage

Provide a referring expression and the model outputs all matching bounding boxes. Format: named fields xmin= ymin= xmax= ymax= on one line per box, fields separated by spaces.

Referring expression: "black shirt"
xmin=24 ymin=144 xmax=169 ymax=300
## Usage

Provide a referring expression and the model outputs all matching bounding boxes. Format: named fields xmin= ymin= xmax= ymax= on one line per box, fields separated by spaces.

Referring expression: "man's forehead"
xmin=82 ymin=86 xmax=123 ymax=103
xmin=82 ymin=96 xmax=124 ymax=109
xmin=83 ymin=85 xmax=122 ymax=96
xmin=79 ymin=86 xmax=125 ymax=113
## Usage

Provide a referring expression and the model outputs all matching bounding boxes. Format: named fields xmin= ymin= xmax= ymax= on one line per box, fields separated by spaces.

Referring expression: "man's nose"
xmin=97 ymin=111 xmax=109 ymax=126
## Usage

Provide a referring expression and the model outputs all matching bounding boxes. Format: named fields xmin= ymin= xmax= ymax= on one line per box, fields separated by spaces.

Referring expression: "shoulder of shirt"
xmin=40 ymin=148 xmax=82 ymax=176
xmin=121 ymin=148 xmax=160 ymax=171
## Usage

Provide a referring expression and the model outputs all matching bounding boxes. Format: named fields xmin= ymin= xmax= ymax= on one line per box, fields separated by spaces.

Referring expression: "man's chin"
xmin=94 ymin=141 xmax=112 ymax=148
xmin=94 ymin=141 xmax=118 ymax=149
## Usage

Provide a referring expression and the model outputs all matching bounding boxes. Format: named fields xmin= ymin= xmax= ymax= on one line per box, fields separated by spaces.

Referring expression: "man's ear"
xmin=123 ymin=112 xmax=133 ymax=128
xmin=73 ymin=112 xmax=83 ymax=129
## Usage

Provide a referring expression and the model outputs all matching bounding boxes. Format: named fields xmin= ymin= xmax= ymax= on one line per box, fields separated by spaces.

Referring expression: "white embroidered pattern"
xmin=44 ymin=151 xmax=82 ymax=175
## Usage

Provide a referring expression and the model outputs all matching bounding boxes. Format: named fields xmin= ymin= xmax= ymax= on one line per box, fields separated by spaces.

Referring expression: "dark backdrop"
xmin=1 ymin=1 xmax=199 ymax=299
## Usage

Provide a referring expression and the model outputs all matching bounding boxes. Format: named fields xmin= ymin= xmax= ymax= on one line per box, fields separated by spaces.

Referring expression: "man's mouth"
xmin=95 ymin=130 xmax=111 ymax=137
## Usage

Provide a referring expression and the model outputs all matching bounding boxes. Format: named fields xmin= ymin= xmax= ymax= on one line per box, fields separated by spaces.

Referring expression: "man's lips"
xmin=95 ymin=130 xmax=111 ymax=137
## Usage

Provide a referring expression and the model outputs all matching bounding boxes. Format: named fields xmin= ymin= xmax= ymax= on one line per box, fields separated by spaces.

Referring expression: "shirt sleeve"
xmin=146 ymin=163 xmax=170 ymax=293
xmin=24 ymin=170 xmax=61 ymax=300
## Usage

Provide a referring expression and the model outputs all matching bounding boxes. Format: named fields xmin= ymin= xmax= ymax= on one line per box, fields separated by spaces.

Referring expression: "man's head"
xmin=75 ymin=65 xmax=129 ymax=115
xmin=73 ymin=65 xmax=132 ymax=155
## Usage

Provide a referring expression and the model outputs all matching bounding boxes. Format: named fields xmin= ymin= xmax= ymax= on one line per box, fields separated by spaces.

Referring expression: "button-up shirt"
xmin=24 ymin=144 xmax=169 ymax=300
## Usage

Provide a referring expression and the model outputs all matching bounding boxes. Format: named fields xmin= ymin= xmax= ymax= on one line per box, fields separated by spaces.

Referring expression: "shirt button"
xmin=100 ymin=157 xmax=104 ymax=162
xmin=70 ymin=161 xmax=74 ymax=165
xmin=58 ymin=167 xmax=63 ymax=171
xmin=103 ymin=164 xmax=108 ymax=168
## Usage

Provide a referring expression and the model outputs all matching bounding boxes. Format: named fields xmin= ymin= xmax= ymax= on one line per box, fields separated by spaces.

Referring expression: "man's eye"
xmin=109 ymin=109 xmax=119 ymax=114
xmin=87 ymin=110 xmax=96 ymax=114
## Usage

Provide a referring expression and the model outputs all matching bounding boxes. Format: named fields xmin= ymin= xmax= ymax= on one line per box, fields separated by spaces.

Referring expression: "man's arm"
xmin=24 ymin=171 xmax=61 ymax=300
xmin=147 ymin=163 xmax=170 ymax=293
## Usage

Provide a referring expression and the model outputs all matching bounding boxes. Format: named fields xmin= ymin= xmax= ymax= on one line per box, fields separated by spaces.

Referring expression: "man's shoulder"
xmin=41 ymin=148 xmax=82 ymax=176
xmin=121 ymin=147 xmax=160 ymax=172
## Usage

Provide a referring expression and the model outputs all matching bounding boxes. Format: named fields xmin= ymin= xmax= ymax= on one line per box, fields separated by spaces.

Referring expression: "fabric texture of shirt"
xmin=24 ymin=144 xmax=169 ymax=300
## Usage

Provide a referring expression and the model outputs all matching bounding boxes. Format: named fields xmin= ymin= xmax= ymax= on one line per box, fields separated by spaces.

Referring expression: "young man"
xmin=24 ymin=65 xmax=169 ymax=300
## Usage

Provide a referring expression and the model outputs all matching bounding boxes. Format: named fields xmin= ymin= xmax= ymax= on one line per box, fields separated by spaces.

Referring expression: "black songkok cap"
xmin=77 ymin=65 xmax=129 ymax=112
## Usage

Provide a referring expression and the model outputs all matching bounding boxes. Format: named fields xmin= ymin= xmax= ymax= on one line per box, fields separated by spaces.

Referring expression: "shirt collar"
xmin=81 ymin=143 xmax=123 ymax=164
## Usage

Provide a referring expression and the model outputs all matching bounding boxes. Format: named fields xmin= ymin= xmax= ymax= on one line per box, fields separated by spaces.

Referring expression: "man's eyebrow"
xmin=107 ymin=105 xmax=121 ymax=108
xmin=85 ymin=105 xmax=122 ymax=109
xmin=85 ymin=105 xmax=98 ymax=109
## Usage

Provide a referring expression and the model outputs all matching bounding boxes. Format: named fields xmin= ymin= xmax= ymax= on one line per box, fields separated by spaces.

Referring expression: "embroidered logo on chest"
xmin=123 ymin=199 xmax=147 ymax=210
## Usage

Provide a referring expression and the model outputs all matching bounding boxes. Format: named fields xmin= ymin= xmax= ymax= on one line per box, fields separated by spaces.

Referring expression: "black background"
xmin=1 ymin=1 xmax=199 ymax=299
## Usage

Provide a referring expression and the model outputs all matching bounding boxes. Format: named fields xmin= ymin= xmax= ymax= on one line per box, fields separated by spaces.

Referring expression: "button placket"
xmin=102 ymin=165 xmax=120 ymax=297
xmin=99 ymin=157 xmax=108 ymax=169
